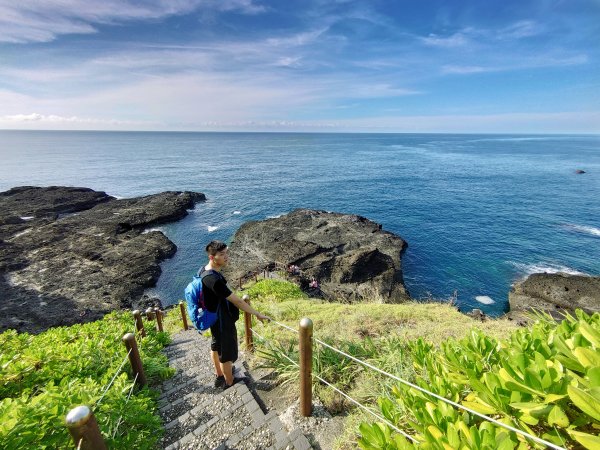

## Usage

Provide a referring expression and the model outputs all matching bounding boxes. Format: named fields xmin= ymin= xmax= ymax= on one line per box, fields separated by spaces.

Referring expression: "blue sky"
xmin=0 ymin=0 xmax=598 ymax=133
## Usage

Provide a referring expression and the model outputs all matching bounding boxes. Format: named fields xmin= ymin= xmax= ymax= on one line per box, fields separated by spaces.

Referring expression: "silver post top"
xmin=242 ymin=294 xmax=249 ymax=301
xmin=65 ymin=405 xmax=91 ymax=427
xmin=132 ymin=309 xmax=140 ymax=316
xmin=299 ymin=317 xmax=313 ymax=329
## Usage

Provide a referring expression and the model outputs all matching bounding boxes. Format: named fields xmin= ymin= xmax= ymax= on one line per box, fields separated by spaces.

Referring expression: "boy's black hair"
xmin=205 ymin=240 xmax=228 ymax=256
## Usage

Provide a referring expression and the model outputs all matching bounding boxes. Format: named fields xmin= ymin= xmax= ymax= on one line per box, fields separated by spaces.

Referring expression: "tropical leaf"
xmin=567 ymin=385 xmax=600 ymax=421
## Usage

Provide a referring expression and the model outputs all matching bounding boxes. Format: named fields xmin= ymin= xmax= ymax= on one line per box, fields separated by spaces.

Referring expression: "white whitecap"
xmin=142 ymin=228 xmax=163 ymax=234
xmin=563 ymin=223 xmax=600 ymax=237
xmin=509 ymin=261 xmax=587 ymax=276
xmin=267 ymin=213 xmax=284 ymax=219
xmin=20 ymin=216 xmax=34 ymax=220
xmin=475 ymin=295 xmax=495 ymax=305
xmin=207 ymin=225 xmax=219 ymax=232
xmin=233 ymin=211 xmax=241 ymax=215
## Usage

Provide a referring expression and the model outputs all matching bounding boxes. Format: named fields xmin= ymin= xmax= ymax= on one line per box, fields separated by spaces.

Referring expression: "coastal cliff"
xmin=225 ymin=209 xmax=410 ymax=302
xmin=0 ymin=186 xmax=205 ymax=333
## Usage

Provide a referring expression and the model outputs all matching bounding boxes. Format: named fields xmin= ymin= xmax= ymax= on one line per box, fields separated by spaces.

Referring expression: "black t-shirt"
xmin=200 ymin=268 xmax=239 ymax=321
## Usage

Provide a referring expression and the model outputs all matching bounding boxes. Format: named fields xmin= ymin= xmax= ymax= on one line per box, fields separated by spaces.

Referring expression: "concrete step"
xmin=159 ymin=330 xmax=312 ymax=450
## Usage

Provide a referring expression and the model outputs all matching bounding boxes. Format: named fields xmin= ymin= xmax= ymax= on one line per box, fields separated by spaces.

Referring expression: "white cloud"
xmin=0 ymin=0 xmax=265 ymax=43
xmin=498 ymin=20 xmax=543 ymax=39
xmin=421 ymin=32 xmax=469 ymax=47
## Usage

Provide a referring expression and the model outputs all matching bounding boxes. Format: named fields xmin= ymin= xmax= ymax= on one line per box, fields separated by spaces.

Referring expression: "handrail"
xmin=95 ymin=348 xmax=133 ymax=407
xmin=250 ymin=327 xmax=418 ymax=443
xmin=254 ymin=317 xmax=566 ymax=450
xmin=111 ymin=373 xmax=140 ymax=439
xmin=310 ymin=336 xmax=565 ymax=450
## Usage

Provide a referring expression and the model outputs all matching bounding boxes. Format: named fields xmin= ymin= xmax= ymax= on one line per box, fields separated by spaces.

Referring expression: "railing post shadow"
xmin=132 ymin=310 xmax=145 ymax=337
xmin=122 ymin=333 xmax=147 ymax=387
xmin=299 ymin=317 xmax=313 ymax=417
xmin=65 ymin=405 xmax=107 ymax=450
xmin=179 ymin=301 xmax=189 ymax=330
xmin=242 ymin=294 xmax=253 ymax=352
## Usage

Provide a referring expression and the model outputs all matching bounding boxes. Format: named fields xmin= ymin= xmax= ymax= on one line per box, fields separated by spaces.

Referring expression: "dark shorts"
xmin=210 ymin=313 xmax=238 ymax=363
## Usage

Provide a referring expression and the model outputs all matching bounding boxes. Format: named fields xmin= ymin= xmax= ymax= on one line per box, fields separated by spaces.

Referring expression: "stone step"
xmin=160 ymin=330 xmax=312 ymax=450
xmin=164 ymin=383 xmax=310 ymax=450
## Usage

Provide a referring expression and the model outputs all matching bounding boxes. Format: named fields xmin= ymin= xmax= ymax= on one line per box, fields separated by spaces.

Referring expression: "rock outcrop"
xmin=508 ymin=272 xmax=600 ymax=321
xmin=225 ymin=209 xmax=409 ymax=302
xmin=0 ymin=186 xmax=205 ymax=334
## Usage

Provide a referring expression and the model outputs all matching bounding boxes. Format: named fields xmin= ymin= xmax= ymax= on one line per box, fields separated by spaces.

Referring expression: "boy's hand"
xmin=256 ymin=313 xmax=270 ymax=323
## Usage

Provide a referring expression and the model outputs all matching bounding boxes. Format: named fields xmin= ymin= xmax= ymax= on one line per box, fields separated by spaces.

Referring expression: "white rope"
xmin=311 ymin=337 xmax=566 ymax=450
xmin=96 ymin=348 xmax=132 ymax=407
xmin=270 ymin=319 xmax=297 ymax=334
xmin=312 ymin=371 xmax=417 ymax=443
xmin=251 ymin=328 xmax=417 ymax=443
xmin=111 ymin=373 xmax=139 ymax=439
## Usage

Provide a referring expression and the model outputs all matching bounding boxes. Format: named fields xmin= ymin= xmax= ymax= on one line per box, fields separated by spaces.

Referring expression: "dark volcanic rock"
xmin=508 ymin=272 xmax=600 ymax=322
xmin=0 ymin=186 xmax=205 ymax=334
xmin=226 ymin=209 xmax=409 ymax=302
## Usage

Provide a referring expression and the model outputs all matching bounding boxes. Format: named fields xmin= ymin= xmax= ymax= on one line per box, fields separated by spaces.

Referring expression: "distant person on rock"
xmin=201 ymin=240 xmax=269 ymax=389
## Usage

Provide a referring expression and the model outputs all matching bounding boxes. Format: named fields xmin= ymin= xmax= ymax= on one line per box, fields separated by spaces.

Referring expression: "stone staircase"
xmin=158 ymin=329 xmax=312 ymax=450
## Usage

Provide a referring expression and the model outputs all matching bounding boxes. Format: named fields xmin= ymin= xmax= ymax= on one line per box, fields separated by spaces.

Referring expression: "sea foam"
xmin=475 ymin=295 xmax=495 ymax=305
xmin=563 ymin=223 xmax=600 ymax=237
xmin=207 ymin=226 xmax=219 ymax=232
xmin=510 ymin=261 xmax=587 ymax=276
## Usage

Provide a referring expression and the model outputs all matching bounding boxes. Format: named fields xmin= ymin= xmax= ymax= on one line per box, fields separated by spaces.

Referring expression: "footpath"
xmin=157 ymin=329 xmax=313 ymax=450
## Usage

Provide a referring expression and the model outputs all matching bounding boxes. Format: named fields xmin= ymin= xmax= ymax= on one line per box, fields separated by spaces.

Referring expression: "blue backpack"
xmin=184 ymin=271 xmax=218 ymax=332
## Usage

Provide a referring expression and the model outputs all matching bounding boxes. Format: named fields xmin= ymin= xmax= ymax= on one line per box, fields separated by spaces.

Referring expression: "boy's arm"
xmin=226 ymin=293 xmax=270 ymax=322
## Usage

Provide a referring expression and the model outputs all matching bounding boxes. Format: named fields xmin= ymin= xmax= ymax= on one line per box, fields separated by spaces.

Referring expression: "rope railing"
xmin=310 ymin=336 xmax=565 ymax=450
xmin=65 ymin=310 xmax=160 ymax=449
xmin=111 ymin=372 xmax=140 ymax=439
xmin=243 ymin=309 xmax=566 ymax=450
xmin=95 ymin=348 xmax=132 ymax=407
xmin=251 ymin=326 xmax=418 ymax=443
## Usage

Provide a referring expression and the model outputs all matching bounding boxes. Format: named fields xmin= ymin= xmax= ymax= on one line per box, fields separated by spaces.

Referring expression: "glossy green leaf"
xmin=579 ymin=321 xmax=600 ymax=347
xmin=573 ymin=347 xmax=600 ymax=369
xmin=566 ymin=429 xmax=600 ymax=450
xmin=567 ymin=385 xmax=600 ymax=421
xmin=547 ymin=405 xmax=569 ymax=427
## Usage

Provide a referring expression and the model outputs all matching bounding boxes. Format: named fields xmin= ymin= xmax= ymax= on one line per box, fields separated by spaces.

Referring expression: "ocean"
xmin=1 ymin=131 xmax=599 ymax=316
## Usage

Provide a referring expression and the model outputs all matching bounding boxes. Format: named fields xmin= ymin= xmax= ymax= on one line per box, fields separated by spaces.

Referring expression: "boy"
xmin=201 ymin=240 xmax=269 ymax=389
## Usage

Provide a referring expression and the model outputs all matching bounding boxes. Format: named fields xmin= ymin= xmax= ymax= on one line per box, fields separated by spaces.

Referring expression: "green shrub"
xmin=0 ymin=311 xmax=174 ymax=449
xmin=359 ymin=311 xmax=600 ymax=450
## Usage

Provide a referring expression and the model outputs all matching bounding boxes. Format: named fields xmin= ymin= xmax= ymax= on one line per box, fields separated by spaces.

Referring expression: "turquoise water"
xmin=1 ymin=131 xmax=599 ymax=315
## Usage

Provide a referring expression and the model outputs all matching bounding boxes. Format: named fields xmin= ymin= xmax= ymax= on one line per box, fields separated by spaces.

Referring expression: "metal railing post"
xmin=132 ymin=310 xmax=145 ymax=337
xmin=154 ymin=307 xmax=163 ymax=332
xmin=122 ymin=333 xmax=147 ymax=387
xmin=242 ymin=294 xmax=253 ymax=352
xmin=299 ymin=317 xmax=313 ymax=417
xmin=65 ymin=405 xmax=107 ymax=450
xmin=145 ymin=307 xmax=155 ymax=321
xmin=179 ymin=301 xmax=189 ymax=330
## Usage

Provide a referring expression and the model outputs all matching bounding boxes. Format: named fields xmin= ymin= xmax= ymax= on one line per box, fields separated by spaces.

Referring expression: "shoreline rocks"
xmin=225 ymin=209 xmax=410 ymax=302
xmin=508 ymin=272 xmax=600 ymax=322
xmin=0 ymin=186 xmax=205 ymax=334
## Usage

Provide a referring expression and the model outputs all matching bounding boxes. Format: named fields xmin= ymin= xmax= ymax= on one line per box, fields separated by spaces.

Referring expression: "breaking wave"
xmin=509 ymin=261 xmax=587 ymax=276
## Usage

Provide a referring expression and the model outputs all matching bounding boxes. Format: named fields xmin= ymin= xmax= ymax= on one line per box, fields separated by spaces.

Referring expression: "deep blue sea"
xmin=1 ymin=131 xmax=599 ymax=315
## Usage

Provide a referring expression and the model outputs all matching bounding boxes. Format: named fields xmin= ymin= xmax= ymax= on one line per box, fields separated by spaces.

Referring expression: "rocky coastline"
xmin=0 ymin=186 xmax=205 ymax=334
xmin=2 ymin=186 xmax=598 ymax=334
xmin=225 ymin=209 xmax=410 ymax=302
xmin=508 ymin=272 xmax=600 ymax=323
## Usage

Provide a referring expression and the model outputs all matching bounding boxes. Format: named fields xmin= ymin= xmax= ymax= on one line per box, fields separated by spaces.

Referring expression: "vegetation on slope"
xmin=242 ymin=279 xmax=599 ymax=450
xmin=0 ymin=311 xmax=175 ymax=449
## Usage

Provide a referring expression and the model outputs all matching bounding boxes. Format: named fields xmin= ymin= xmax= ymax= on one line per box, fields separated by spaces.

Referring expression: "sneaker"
xmin=214 ymin=375 xmax=225 ymax=388
xmin=223 ymin=376 xmax=246 ymax=390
